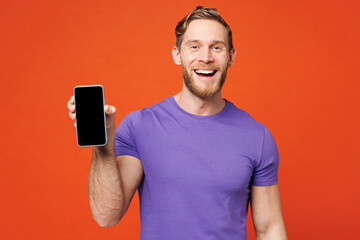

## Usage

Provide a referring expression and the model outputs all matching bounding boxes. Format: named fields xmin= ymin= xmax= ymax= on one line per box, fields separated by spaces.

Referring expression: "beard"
xmin=182 ymin=65 xmax=228 ymax=100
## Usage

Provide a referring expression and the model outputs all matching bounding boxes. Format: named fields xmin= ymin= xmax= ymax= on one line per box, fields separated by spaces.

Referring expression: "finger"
xmin=68 ymin=104 xmax=76 ymax=113
xmin=67 ymin=97 xmax=75 ymax=110
xmin=104 ymin=105 xmax=116 ymax=115
xmin=69 ymin=111 xmax=76 ymax=120
xmin=74 ymin=122 xmax=76 ymax=127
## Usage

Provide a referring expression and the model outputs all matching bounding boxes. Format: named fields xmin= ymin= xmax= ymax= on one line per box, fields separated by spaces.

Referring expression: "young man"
xmin=68 ymin=6 xmax=287 ymax=240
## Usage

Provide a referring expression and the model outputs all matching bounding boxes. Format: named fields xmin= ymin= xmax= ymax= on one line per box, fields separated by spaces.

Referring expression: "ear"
xmin=228 ymin=48 xmax=236 ymax=67
xmin=172 ymin=46 xmax=182 ymax=65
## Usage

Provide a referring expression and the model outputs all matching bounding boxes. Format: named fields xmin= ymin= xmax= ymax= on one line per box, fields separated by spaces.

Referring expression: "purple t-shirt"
xmin=115 ymin=96 xmax=279 ymax=240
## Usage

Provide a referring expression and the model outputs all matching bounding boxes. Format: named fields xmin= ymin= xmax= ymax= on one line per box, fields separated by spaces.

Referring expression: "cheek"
xmin=181 ymin=52 xmax=197 ymax=66
xmin=216 ymin=59 xmax=230 ymax=70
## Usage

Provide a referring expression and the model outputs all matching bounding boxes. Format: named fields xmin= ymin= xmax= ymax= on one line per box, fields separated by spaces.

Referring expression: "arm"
xmin=67 ymin=96 xmax=144 ymax=227
xmin=250 ymin=184 xmax=288 ymax=240
xmin=88 ymin=142 xmax=144 ymax=227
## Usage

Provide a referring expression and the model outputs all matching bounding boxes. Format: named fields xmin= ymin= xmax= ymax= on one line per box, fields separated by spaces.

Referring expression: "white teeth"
xmin=195 ymin=69 xmax=216 ymax=74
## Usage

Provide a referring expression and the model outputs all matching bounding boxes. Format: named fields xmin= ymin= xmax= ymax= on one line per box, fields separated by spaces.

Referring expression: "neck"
xmin=174 ymin=86 xmax=226 ymax=116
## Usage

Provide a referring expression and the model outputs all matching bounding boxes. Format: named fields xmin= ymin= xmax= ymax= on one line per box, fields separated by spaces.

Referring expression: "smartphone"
xmin=74 ymin=85 xmax=107 ymax=147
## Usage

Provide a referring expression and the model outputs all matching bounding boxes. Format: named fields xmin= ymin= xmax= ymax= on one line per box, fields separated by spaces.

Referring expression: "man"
xmin=68 ymin=6 xmax=287 ymax=240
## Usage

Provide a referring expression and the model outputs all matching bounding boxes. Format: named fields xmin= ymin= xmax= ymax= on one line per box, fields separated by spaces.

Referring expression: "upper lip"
xmin=194 ymin=69 xmax=217 ymax=74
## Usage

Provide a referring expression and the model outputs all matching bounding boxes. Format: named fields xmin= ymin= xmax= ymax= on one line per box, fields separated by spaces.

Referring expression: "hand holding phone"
xmin=73 ymin=85 xmax=107 ymax=147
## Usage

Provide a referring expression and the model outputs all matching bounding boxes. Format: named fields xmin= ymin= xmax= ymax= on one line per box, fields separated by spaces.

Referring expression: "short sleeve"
xmin=251 ymin=126 xmax=279 ymax=186
xmin=115 ymin=115 xmax=140 ymax=159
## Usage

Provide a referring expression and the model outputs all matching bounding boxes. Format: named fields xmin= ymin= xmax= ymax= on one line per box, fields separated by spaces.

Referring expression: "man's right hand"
xmin=67 ymin=95 xmax=117 ymax=130
xmin=67 ymin=95 xmax=143 ymax=227
xmin=67 ymin=95 xmax=77 ymax=127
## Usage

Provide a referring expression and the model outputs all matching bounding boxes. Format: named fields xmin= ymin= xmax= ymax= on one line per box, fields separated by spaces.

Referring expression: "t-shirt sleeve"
xmin=115 ymin=115 xmax=140 ymax=159
xmin=251 ymin=125 xmax=279 ymax=186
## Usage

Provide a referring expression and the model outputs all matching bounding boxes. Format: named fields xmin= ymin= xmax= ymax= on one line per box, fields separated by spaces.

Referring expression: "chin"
xmin=182 ymin=65 xmax=227 ymax=100
xmin=187 ymin=80 xmax=224 ymax=100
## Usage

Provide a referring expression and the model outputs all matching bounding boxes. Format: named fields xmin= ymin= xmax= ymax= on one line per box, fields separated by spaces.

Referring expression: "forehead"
xmin=182 ymin=19 xmax=228 ymax=44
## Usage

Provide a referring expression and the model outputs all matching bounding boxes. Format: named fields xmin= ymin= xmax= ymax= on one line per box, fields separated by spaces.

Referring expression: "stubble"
xmin=182 ymin=65 xmax=228 ymax=100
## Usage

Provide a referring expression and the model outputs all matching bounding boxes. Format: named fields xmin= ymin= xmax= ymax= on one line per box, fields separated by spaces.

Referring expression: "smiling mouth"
xmin=194 ymin=69 xmax=217 ymax=77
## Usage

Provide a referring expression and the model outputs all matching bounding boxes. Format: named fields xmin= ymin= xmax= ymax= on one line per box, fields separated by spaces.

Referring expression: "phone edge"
xmin=73 ymin=84 xmax=108 ymax=147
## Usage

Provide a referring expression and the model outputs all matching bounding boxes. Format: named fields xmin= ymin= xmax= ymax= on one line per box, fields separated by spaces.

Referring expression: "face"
xmin=172 ymin=19 xmax=236 ymax=100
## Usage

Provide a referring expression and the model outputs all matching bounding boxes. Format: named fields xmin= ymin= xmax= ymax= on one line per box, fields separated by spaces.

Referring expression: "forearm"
xmin=251 ymin=184 xmax=288 ymax=240
xmin=88 ymin=128 xmax=125 ymax=227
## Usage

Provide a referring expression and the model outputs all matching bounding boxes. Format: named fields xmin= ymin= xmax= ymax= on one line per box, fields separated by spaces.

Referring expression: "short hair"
xmin=175 ymin=6 xmax=234 ymax=52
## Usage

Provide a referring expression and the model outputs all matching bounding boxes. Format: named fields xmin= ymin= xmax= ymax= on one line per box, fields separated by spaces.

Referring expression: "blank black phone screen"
xmin=74 ymin=85 xmax=107 ymax=146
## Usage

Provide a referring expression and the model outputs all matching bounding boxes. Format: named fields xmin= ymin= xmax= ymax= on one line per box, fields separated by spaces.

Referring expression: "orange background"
xmin=1 ymin=0 xmax=359 ymax=239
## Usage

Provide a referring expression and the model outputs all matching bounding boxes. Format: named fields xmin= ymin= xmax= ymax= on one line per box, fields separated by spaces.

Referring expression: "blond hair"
xmin=175 ymin=6 xmax=234 ymax=52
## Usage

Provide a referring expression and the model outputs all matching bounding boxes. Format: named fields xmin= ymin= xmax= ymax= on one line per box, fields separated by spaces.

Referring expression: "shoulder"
xmin=121 ymin=97 xmax=172 ymax=126
xmin=225 ymin=100 xmax=267 ymax=134
xmin=225 ymin=100 xmax=277 ymax=154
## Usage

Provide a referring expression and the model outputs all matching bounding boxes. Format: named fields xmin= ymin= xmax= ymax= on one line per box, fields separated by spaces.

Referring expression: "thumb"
xmin=104 ymin=105 xmax=116 ymax=115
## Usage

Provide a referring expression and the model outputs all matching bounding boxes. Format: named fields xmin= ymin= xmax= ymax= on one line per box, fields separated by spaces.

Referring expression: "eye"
xmin=191 ymin=45 xmax=198 ymax=50
xmin=213 ymin=46 xmax=221 ymax=51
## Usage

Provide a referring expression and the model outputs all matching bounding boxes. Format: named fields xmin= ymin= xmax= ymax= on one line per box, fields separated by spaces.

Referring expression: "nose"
xmin=198 ymin=47 xmax=214 ymax=63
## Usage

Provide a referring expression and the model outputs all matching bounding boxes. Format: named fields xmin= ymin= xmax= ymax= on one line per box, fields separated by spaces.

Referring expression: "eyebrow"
xmin=212 ymin=40 xmax=226 ymax=46
xmin=185 ymin=39 xmax=227 ymax=46
xmin=185 ymin=40 xmax=201 ymax=45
